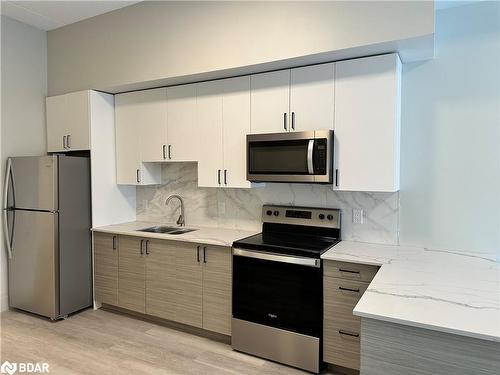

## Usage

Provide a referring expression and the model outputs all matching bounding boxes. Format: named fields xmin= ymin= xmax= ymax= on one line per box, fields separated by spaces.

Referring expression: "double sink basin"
xmin=139 ymin=225 xmax=197 ymax=235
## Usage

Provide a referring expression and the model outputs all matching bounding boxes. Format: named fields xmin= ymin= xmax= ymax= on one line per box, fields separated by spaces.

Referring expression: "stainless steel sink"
xmin=138 ymin=226 xmax=197 ymax=235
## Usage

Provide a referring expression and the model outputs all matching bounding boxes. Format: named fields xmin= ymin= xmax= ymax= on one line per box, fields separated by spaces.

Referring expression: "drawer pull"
xmin=339 ymin=268 xmax=360 ymax=274
xmin=339 ymin=286 xmax=360 ymax=293
xmin=339 ymin=330 xmax=359 ymax=338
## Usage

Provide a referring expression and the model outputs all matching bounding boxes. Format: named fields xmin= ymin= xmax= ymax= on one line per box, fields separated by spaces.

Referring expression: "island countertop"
xmin=321 ymin=241 xmax=500 ymax=343
xmin=92 ymin=221 xmax=258 ymax=247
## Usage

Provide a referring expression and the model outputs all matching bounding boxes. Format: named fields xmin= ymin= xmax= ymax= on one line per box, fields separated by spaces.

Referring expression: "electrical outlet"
xmin=142 ymin=200 xmax=149 ymax=210
xmin=352 ymin=208 xmax=364 ymax=224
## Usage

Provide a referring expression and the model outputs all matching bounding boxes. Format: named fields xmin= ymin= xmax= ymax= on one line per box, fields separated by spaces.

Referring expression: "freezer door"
xmin=8 ymin=210 xmax=58 ymax=318
xmin=9 ymin=156 xmax=58 ymax=211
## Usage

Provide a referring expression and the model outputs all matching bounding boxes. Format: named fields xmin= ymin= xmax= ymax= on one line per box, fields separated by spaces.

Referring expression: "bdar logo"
xmin=0 ymin=361 xmax=17 ymax=375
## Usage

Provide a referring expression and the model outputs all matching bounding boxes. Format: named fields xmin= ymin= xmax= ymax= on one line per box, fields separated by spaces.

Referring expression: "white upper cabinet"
xmin=115 ymin=91 xmax=161 ymax=185
xmin=196 ymin=80 xmax=223 ymax=188
xmin=46 ymin=90 xmax=90 ymax=152
xmin=334 ymin=53 xmax=401 ymax=192
xmin=290 ymin=63 xmax=335 ymax=132
xmin=166 ymin=84 xmax=198 ymax=162
xmin=222 ymin=76 xmax=251 ymax=188
xmin=250 ymin=70 xmax=290 ymax=134
xmin=197 ymin=76 xmax=252 ymax=188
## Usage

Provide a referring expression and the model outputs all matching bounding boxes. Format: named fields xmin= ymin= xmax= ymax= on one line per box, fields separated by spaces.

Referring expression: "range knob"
xmin=318 ymin=214 xmax=325 ymax=220
xmin=273 ymin=210 xmax=280 ymax=216
xmin=266 ymin=210 xmax=273 ymax=216
xmin=327 ymin=214 xmax=334 ymax=221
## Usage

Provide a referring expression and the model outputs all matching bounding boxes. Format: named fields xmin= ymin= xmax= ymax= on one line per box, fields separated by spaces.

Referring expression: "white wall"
xmin=0 ymin=16 xmax=47 ymax=311
xmin=399 ymin=2 xmax=500 ymax=260
xmin=47 ymin=1 xmax=434 ymax=95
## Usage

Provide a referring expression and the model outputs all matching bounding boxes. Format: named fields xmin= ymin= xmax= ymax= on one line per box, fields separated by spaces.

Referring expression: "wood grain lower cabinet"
xmin=324 ymin=260 xmax=378 ymax=370
xmin=174 ymin=243 xmax=203 ymax=328
xmin=145 ymin=239 xmax=176 ymax=321
xmin=94 ymin=233 xmax=118 ymax=305
xmin=202 ymin=245 xmax=232 ymax=335
xmin=118 ymin=236 xmax=146 ymax=313
xmin=95 ymin=233 xmax=232 ymax=335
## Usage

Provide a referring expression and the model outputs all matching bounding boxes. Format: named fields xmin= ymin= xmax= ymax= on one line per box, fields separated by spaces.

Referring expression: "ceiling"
xmin=0 ymin=1 xmax=142 ymax=31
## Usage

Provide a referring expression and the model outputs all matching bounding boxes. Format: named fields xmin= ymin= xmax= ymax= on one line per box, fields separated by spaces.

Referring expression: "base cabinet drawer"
xmin=324 ymin=260 xmax=378 ymax=282
xmin=324 ymin=328 xmax=361 ymax=370
xmin=323 ymin=260 xmax=378 ymax=371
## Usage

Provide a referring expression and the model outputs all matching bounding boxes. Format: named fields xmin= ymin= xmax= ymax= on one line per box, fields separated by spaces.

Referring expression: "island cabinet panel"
xmin=174 ymin=242 xmax=203 ymax=328
xmin=94 ymin=233 xmax=118 ymax=305
xmin=361 ymin=318 xmax=500 ymax=375
xmin=202 ymin=245 xmax=232 ymax=335
xmin=145 ymin=240 xmax=177 ymax=321
xmin=323 ymin=260 xmax=378 ymax=371
xmin=118 ymin=236 xmax=146 ymax=313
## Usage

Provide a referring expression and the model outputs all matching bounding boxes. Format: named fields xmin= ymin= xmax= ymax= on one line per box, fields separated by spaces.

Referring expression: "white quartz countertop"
xmin=91 ymin=221 xmax=257 ymax=247
xmin=321 ymin=241 xmax=500 ymax=342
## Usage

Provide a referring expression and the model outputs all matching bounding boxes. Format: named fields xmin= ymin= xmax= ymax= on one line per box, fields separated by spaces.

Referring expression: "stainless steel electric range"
xmin=231 ymin=205 xmax=341 ymax=373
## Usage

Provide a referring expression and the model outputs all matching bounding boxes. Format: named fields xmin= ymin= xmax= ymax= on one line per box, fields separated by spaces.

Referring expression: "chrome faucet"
xmin=165 ymin=195 xmax=185 ymax=227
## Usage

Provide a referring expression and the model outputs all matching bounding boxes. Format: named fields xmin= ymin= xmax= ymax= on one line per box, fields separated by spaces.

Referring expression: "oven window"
xmin=248 ymin=140 xmax=310 ymax=174
xmin=233 ymin=255 xmax=322 ymax=337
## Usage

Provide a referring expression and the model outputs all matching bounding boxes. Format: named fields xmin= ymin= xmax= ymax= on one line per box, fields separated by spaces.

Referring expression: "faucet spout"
xmin=165 ymin=195 xmax=185 ymax=227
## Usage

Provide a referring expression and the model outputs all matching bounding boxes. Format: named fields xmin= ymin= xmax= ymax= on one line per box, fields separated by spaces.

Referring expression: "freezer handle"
xmin=3 ymin=158 xmax=12 ymax=259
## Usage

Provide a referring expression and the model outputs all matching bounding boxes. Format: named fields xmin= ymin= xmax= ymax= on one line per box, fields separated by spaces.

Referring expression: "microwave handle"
xmin=307 ymin=140 xmax=314 ymax=174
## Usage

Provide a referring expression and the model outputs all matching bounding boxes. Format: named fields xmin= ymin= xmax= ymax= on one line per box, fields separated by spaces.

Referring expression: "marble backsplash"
xmin=137 ymin=163 xmax=400 ymax=245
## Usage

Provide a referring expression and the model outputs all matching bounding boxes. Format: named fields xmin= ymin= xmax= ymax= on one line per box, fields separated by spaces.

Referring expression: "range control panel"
xmin=262 ymin=205 xmax=341 ymax=229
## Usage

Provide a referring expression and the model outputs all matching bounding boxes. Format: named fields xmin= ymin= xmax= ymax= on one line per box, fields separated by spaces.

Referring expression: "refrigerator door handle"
xmin=3 ymin=158 xmax=13 ymax=259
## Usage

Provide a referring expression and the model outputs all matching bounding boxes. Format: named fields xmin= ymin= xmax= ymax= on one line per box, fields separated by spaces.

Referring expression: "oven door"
xmin=246 ymin=130 xmax=332 ymax=183
xmin=232 ymin=248 xmax=322 ymax=338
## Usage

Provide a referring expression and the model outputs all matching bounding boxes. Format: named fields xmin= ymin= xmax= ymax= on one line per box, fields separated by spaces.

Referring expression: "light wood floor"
xmin=1 ymin=308 xmax=342 ymax=375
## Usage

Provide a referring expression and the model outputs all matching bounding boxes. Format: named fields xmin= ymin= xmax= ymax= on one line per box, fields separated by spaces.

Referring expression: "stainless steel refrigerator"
xmin=3 ymin=155 xmax=92 ymax=319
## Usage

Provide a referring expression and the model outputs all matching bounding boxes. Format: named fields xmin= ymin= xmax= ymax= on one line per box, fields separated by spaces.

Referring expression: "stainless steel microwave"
xmin=247 ymin=130 xmax=333 ymax=183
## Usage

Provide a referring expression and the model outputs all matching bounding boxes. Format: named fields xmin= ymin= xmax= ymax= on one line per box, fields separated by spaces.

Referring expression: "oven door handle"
xmin=232 ymin=247 xmax=320 ymax=268
xmin=307 ymin=139 xmax=314 ymax=174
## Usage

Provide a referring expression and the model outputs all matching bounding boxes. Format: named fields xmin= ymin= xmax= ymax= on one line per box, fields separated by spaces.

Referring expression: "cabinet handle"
xmin=168 ymin=145 xmax=172 ymax=159
xmin=217 ymin=169 xmax=221 ymax=185
xmin=335 ymin=169 xmax=339 ymax=187
xmin=203 ymin=246 xmax=207 ymax=263
xmin=291 ymin=112 xmax=295 ymax=130
xmin=140 ymin=240 xmax=144 ymax=255
xmin=339 ymin=268 xmax=360 ymax=274
xmin=67 ymin=134 xmax=71 ymax=148
xmin=197 ymin=245 xmax=200 ymax=262
xmin=339 ymin=286 xmax=360 ymax=293
xmin=145 ymin=240 xmax=150 ymax=255
xmin=112 ymin=236 xmax=117 ymax=250
xmin=162 ymin=145 xmax=167 ymax=159
xmin=283 ymin=113 xmax=287 ymax=130
xmin=62 ymin=136 xmax=67 ymax=149
xmin=224 ymin=169 xmax=227 ymax=185
xmin=136 ymin=169 xmax=141 ymax=183
xmin=339 ymin=330 xmax=359 ymax=338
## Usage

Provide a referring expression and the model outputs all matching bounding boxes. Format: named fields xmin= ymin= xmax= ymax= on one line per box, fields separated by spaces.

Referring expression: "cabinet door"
xmin=115 ymin=93 xmax=143 ymax=185
xmin=222 ymin=76 xmax=251 ymax=188
xmin=290 ymin=63 xmax=335 ymax=132
xmin=118 ymin=236 xmax=145 ymax=313
xmin=94 ymin=233 xmax=118 ymax=305
xmin=174 ymin=242 xmax=202 ymax=328
xmin=145 ymin=239 xmax=176 ymax=321
xmin=202 ymin=246 xmax=232 ymax=335
xmin=65 ymin=91 xmax=91 ymax=151
xmin=196 ymin=81 xmax=223 ymax=187
xmin=250 ymin=70 xmax=290 ymax=134
xmin=46 ymin=95 xmax=68 ymax=152
xmin=166 ymin=84 xmax=198 ymax=161
xmin=334 ymin=54 xmax=401 ymax=192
